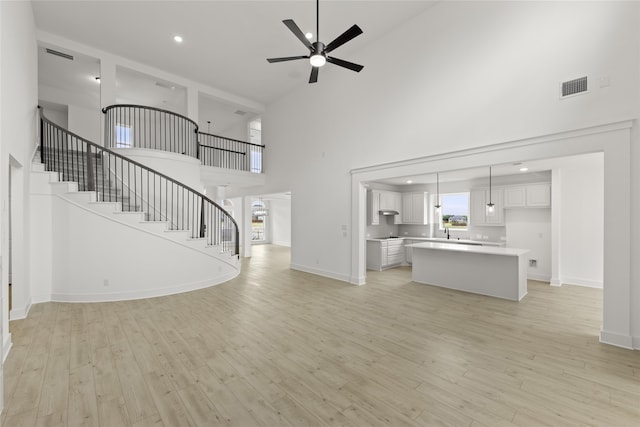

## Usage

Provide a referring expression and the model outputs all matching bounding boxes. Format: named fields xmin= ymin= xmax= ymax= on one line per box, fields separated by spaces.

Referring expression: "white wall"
xmin=269 ymin=197 xmax=291 ymax=247
xmin=68 ymin=103 xmax=100 ymax=143
xmin=41 ymin=106 xmax=67 ymax=128
xmin=0 ymin=0 xmax=38 ymax=410
xmin=505 ymin=208 xmax=551 ymax=281
xmin=556 ymin=153 xmax=604 ymax=287
xmin=255 ymin=2 xmax=639 ymax=347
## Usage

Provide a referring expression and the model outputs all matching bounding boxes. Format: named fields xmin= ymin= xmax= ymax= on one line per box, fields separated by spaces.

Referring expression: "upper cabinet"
xmin=504 ymin=183 xmax=551 ymax=208
xmin=401 ymin=192 xmax=428 ymax=224
xmin=470 ymin=188 xmax=504 ymax=226
xmin=368 ymin=190 xmax=403 ymax=225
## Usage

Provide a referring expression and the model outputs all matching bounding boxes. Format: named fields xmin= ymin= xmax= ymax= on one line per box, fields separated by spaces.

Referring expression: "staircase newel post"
xmin=86 ymin=145 xmax=96 ymax=192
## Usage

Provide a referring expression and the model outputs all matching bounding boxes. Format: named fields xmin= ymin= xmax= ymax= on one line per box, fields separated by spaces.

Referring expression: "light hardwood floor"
xmin=2 ymin=244 xmax=639 ymax=426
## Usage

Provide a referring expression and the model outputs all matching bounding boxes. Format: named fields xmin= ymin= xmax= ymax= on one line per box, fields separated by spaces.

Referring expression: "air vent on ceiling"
xmin=45 ymin=48 xmax=74 ymax=61
xmin=561 ymin=76 xmax=588 ymax=98
xmin=234 ymin=110 xmax=247 ymax=116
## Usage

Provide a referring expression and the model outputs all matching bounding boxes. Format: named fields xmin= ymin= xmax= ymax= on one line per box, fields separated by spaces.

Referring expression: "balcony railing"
xmin=102 ymin=104 xmax=265 ymax=173
xmin=199 ymin=132 xmax=264 ymax=173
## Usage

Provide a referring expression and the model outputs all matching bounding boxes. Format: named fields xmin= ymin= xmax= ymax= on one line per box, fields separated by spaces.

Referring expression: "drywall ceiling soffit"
xmin=31 ymin=1 xmax=437 ymax=105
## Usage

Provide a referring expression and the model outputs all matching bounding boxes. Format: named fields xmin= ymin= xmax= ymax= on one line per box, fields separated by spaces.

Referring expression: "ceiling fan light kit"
xmin=267 ymin=0 xmax=364 ymax=83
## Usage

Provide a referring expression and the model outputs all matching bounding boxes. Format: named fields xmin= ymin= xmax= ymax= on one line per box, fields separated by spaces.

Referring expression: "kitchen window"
xmin=438 ymin=192 xmax=469 ymax=230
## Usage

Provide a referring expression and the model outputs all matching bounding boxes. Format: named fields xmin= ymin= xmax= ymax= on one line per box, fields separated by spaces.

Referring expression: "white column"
xmin=99 ymin=57 xmax=117 ymax=146
xmin=241 ymin=196 xmax=252 ymax=258
xmin=187 ymin=86 xmax=199 ymax=125
xmin=550 ymin=168 xmax=562 ymax=286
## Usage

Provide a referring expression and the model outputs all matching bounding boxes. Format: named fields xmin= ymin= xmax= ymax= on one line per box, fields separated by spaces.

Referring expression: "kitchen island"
xmin=408 ymin=242 xmax=529 ymax=301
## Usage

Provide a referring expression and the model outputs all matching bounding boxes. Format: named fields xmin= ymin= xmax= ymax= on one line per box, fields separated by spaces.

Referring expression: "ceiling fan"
xmin=267 ymin=0 xmax=364 ymax=83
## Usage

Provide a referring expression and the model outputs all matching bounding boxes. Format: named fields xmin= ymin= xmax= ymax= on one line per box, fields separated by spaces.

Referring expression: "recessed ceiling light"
xmin=520 ymin=167 xmax=529 ymax=172
xmin=174 ymin=35 xmax=183 ymax=43
xmin=406 ymin=180 xmax=413 ymax=184
xmin=305 ymin=32 xmax=313 ymax=39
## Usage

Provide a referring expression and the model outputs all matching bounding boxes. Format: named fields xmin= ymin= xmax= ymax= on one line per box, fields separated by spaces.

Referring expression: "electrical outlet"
xmin=103 ymin=279 xmax=109 ymax=287
xmin=529 ymin=259 xmax=537 ymax=267
xmin=403 ymin=231 xmax=408 ymax=235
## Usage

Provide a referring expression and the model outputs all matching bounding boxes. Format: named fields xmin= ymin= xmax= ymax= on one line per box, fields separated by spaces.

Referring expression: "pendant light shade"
xmin=434 ymin=172 xmax=441 ymax=212
xmin=486 ymin=166 xmax=495 ymax=217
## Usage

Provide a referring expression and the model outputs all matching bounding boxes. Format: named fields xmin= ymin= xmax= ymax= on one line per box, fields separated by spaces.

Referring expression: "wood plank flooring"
xmin=2 ymin=244 xmax=639 ymax=426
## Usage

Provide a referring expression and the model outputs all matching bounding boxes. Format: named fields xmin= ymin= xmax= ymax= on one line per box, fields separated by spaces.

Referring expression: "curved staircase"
xmin=31 ymin=107 xmax=241 ymax=303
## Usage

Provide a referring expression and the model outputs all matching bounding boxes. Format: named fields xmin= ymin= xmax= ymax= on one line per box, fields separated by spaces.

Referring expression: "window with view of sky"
xmin=439 ymin=193 xmax=469 ymax=229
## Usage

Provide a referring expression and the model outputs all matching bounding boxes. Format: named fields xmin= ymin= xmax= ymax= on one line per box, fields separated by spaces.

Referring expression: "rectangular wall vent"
xmin=561 ymin=76 xmax=588 ymax=98
xmin=234 ymin=110 xmax=247 ymax=116
xmin=45 ymin=48 xmax=74 ymax=61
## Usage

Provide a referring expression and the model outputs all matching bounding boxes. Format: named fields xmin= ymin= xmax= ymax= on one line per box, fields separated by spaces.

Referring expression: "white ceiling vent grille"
xmin=234 ymin=110 xmax=247 ymax=116
xmin=561 ymin=76 xmax=588 ymax=98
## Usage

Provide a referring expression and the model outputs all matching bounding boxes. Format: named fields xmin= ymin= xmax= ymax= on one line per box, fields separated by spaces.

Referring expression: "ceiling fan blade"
xmin=326 ymin=56 xmax=364 ymax=72
xmin=324 ymin=24 xmax=363 ymax=53
xmin=309 ymin=66 xmax=319 ymax=83
xmin=267 ymin=56 xmax=309 ymax=63
xmin=283 ymin=19 xmax=313 ymax=51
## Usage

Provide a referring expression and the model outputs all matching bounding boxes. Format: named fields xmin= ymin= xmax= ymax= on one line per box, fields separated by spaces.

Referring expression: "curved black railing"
xmin=199 ymin=132 xmax=264 ymax=173
xmin=102 ymin=104 xmax=265 ymax=173
xmin=103 ymin=104 xmax=200 ymax=158
xmin=40 ymin=107 xmax=239 ymax=256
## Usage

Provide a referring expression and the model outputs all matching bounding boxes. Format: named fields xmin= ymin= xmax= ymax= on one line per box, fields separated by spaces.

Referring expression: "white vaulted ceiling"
xmin=32 ymin=1 xmax=437 ymax=106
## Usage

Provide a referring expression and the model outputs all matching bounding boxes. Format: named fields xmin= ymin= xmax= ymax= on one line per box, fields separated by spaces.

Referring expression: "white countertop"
xmin=408 ymin=241 xmax=529 ymax=257
xmin=366 ymin=236 xmax=506 ymax=247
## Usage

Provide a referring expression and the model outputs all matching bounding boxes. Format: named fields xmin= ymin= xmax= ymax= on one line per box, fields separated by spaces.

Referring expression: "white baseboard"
xmin=289 ymin=263 xmax=351 ymax=284
xmin=632 ymin=335 xmax=640 ymax=351
xmin=49 ymin=271 xmax=239 ymax=303
xmin=600 ymin=329 xmax=634 ymax=350
xmin=9 ymin=301 xmax=32 ymax=321
xmin=3 ymin=332 xmax=12 ymax=362
xmin=527 ymin=274 xmax=550 ymax=282
xmin=350 ymin=275 xmax=366 ymax=285
xmin=560 ymin=276 xmax=603 ymax=289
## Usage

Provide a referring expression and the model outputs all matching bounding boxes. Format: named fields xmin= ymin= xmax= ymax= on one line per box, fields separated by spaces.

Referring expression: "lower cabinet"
xmin=405 ymin=239 xmax=414 ymax=264
xmin=366 ymin=239 xmax=405 ymax=270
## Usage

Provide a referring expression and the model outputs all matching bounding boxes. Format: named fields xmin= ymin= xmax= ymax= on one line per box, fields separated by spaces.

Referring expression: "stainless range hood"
xmin=378 ymin=210 xmax=399 ymax=216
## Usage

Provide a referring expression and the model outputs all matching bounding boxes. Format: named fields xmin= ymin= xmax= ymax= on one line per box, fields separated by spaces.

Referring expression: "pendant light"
xmin=434 ymin=172 xmax=441 ymax=212
xmin=486 ymin=166 xmax=495 ymax=217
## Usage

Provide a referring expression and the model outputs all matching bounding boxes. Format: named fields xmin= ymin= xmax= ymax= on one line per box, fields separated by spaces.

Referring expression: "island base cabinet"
xmin=411 ymin=245 xmax=527 ymax=301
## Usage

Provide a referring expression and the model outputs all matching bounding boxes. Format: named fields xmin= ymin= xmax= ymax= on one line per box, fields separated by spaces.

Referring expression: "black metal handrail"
xmin=102 ymin=104 xmax=200 ymax=158
xmin=102 ymin=104 xmax=265 ymax=173
xmin=199 ymin=131 xmax=264 ymax=173
xmin=40 ymin=107 xmax=239 ymax=256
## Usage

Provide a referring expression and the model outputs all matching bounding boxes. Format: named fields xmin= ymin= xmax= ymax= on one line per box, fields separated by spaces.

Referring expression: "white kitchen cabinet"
xmin=504 ymin=184 xmax=550 ymax=208
xmin=526 ymin=184 xmax=551 ymax=207
xmin=504 ymin=186 xmax=526 ymax=208
xmin=379 ymin=191 xmax=396 ymax=211
xmin=394 ymin=193 xmax=403 ymax=224
xmin=366 ymin=239 xmax=405 ymax=270
xmin=401 ymin=192 xmax=428 ymax=224
xmin=470 ymin=188 xmax=504 ymax=226
xmin=404 ymin=239 xmax=414 ymax=264
xmin=367 ymin=190 xmax=380 ymax=225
